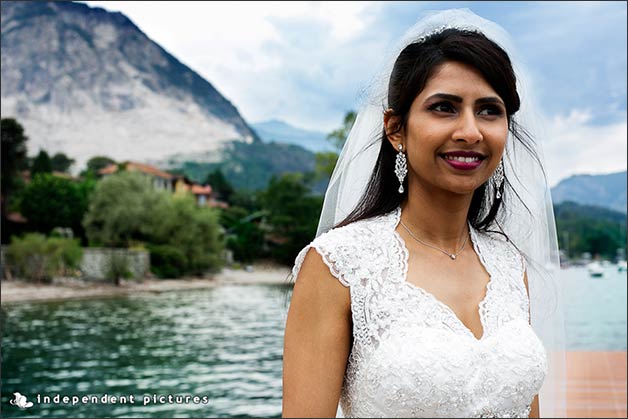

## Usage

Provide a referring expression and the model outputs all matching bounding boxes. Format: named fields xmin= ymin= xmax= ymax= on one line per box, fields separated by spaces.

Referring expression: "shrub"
xmin=150 ymin=196 xmax=224 ymax=275
xmin=48 ymin=236 xmax=83 ymax=276
xmin=148 ymin=244 xmax=187 ymax=279
xmin=105 ymin=250 xmax=132 ymax=286
xmin=6 ymin=234 xmax=82 ymax=282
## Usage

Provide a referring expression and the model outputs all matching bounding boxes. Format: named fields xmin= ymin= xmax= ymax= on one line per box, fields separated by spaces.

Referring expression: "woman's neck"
xmin=400 ymin=182 xmax=473 ymax=250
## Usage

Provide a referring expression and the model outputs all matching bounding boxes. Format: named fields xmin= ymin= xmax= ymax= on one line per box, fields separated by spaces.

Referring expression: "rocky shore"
xmin=1 ymin=263 xmax=292 ymax=304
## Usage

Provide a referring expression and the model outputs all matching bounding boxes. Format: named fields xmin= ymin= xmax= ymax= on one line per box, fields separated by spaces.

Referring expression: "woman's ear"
xmin=384 ymin=109 xmax=403 ymax=151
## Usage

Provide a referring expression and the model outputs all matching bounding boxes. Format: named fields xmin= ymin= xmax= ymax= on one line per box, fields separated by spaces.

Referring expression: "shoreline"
xmin=1 ymin=263 xmax=293 ymax=304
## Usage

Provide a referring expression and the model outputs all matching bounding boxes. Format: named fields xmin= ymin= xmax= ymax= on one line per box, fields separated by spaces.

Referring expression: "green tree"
xmin=82 ymin=156 xmax=116 ymax=177
xmin=83 ymin=171 xmax=168 ymax=247
xmin=50 ymin=153 xmax=75 ymax=173
xmin=84 ymin=171 xmax=224 ymax=276
xmin=1 ymin=118 xmax=29 ymax=198
xmin=150 ymin=196 xmax=224 ymax=275
xmin=326 ymin=110 xmax=356 ymax=152
xmin=31 ymin=150 xmax=52 ymax=175
xmin=554 ymin=201 xmax=627 ymax=260
xmin=19 ymin=174 xmax=94 ymax=241
xmin=220 ymin=206 xmax=266 ymax=263
xmin=204 ymin=168 xmax=235 ymax=203
xmin=314 ymin=110 xmax=356 ymax=180
xmin=259 ymin=173 xmax=323 ymax=264
xmin=230 ymin=188 xmax=262 ymax=213
xmin=314 ymin=152 xmax=339 ymax=181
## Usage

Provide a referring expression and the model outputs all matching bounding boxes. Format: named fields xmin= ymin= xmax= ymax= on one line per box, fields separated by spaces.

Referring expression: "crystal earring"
xmin=492 ymin=159 xmax=504 ymax=199
xmin=395 ymin=144 xmax=407 ymax=194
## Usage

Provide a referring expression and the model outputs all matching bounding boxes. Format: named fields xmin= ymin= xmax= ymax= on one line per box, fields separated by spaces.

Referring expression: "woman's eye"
xmin=478 ymin=105 xmax=504 ymax=116
xmin=428 ymin=102 xmax=455 ymax=113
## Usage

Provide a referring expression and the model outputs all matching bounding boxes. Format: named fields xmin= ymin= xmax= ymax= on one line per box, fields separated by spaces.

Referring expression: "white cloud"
xmin=84 ymin=1 xmax=376 ymax=130
xmin=543 ymin=109 xmax=627 ymax=187
xmin=82 ymin=1 xmax=627 ymax=181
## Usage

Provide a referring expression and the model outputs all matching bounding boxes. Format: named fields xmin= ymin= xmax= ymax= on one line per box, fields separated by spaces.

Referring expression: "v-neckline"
xmin=389 ymin=206 xmax=495 ymax=342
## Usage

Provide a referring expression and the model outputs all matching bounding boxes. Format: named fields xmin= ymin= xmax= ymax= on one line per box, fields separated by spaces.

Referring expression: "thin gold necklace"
xmin=399 ymin=219 xmax=469 ymax=260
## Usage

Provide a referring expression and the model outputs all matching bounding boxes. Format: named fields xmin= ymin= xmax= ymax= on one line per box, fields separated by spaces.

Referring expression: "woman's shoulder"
xmin=292 ymin=209 xmax=398 ymax=287
xmin=311 ymin=209 xmax=399 ymax=256
xmin=316 ymin=208 xmax=399 ymax=242
xmin=316 ymin=217 xmax=378 ymax=244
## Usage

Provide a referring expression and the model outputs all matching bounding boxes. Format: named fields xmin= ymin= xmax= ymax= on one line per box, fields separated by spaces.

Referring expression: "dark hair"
xmin=334 ymin=28 xmax=542 ymax=234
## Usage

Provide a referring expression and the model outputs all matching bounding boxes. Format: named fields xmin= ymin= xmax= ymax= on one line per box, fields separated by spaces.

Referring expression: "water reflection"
xmin=2 ymin=268 xmax=626 ymax=417
xmin=2 ymin=285 xmax=290 ymax=418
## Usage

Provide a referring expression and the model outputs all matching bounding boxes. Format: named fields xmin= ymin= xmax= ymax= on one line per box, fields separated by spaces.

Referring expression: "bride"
xmin=282 ymin=9 xmax=566 ymax=418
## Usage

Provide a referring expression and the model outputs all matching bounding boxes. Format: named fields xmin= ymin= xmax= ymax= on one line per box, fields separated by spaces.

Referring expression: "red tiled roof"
xmin=99 ymin=164 xmax=118 ymax=175
xmin=191 ymin=184 xmax=212 ymax=195
xmin=98 ymin=162 xmax=174 ymax=180
xmin=6 ymin=212 xmax=27 ymax=223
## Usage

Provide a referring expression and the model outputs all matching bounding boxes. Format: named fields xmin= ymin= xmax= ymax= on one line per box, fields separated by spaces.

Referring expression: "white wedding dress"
xmin=291 ymin=206 xmax=548 ymax=418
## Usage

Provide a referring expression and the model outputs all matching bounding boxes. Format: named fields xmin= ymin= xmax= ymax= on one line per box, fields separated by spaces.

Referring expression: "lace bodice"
xmin=291 ymin=206 xmax=548 ymax=418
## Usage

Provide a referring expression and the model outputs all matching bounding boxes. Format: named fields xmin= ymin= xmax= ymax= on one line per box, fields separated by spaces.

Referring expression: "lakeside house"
xmin=99 ymin=161 xmax=174 ymax=192
xmin=98 ymin=161 xmax=228 ymax=209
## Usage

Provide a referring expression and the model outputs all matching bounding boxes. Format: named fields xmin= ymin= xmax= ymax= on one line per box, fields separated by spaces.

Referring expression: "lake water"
xmin=561 ymin=266 xmax=627 ymax=350
xmin=1 ymin=267 xmax=626 ymax=418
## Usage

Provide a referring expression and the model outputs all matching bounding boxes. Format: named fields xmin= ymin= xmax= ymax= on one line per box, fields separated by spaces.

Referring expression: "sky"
xmin=83 ymin=1 xmax=627 ymax=186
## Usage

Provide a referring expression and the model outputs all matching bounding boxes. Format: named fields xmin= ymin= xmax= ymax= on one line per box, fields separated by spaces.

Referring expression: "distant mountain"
xmin=2 ymin=1 xmax=310 ymax=182
xmin=252 ymin=119 xmax=333 ymax=153
xmin=551 ymin=171 xmax=627 ymax=213
xmin=554 ymin=201 xmax=627 ymax=224
xmin=166 ymin=141 xmax=317 ymax=191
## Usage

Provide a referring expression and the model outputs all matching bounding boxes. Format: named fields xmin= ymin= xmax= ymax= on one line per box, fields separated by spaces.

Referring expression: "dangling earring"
xmin=492 ymin=159 xmax=504 ymax=199
xmin=395 ymin=144 xmax=407 ymax=194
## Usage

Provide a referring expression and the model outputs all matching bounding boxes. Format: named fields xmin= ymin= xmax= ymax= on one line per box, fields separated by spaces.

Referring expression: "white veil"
xmin=316 ymin=9 xmax=567 ymax=418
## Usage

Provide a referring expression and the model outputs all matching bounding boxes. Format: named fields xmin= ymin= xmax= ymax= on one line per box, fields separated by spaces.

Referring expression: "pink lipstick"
xmin=440 ymin=151 xmax=486 ymax=171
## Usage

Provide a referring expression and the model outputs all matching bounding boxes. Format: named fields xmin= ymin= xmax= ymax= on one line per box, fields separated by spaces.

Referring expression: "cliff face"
xmin=1 ymin=1 xmax=259 ymax=171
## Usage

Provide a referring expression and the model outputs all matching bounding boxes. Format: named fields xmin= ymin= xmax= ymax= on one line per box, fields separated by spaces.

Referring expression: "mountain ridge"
xmin=1 ymin=0 xmax=259 ymax=173
xmin=251 ymin=119 xmax=332 ymax=152
xmin=551 ymin=171 xmax=626 ymax=213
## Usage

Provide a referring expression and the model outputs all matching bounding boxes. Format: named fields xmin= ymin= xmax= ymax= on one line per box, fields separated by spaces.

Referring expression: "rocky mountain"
xmin=252 ymin=119 xmax=332 ymax=153
xmin=1 ymin=1 xmax=264 ymax=174
xmin=551 ymin=171 xmax=627 ymax=213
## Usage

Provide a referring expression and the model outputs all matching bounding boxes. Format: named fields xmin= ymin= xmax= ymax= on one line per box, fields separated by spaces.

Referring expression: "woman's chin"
xmin=441 ymin=179 xmax=485 ymax=196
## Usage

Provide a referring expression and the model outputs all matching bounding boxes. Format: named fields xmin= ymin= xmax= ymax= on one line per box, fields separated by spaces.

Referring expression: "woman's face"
xmin=388 ymin=61 xmax=509 ymax=196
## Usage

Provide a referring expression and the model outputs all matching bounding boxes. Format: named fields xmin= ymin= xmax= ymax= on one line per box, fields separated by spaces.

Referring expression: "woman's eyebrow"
xmin=476 ymin=97 xmax=505 ymax=106
xmin=425 ymin=93 xmax=504 ymax=106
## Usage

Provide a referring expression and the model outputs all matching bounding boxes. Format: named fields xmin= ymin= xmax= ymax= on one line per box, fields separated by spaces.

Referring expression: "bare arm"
xmin=523 ymin=271 xmax=541 ymax=418
xmin=282 ymin=247 xmax=352 ymax=418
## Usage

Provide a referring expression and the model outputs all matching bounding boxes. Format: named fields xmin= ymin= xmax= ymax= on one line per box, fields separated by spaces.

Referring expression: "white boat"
xmin=587 ymin=262 xmax=605 ymax=278
xmin=617 ymin=260 xmax=627 ymax=272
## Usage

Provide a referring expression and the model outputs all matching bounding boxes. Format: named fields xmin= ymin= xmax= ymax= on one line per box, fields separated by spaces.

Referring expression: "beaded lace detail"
xmin=292 ymin=207 xmax=548 ymax=418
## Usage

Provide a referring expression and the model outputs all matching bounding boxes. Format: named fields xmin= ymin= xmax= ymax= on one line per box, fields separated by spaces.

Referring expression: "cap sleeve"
xmin=292 ymin=232 xmax=349 ymax=287
xmin=291 ymin=225 xmax=365 ymax=288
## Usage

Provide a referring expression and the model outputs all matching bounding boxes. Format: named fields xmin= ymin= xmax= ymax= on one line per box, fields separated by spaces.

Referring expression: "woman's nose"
xmin=452 ymin=111 xmax=483 ymax=143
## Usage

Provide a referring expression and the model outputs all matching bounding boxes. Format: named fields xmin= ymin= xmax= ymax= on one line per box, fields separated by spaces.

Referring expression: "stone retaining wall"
xmin=1 ymin=245 xmax=149 ymax=281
